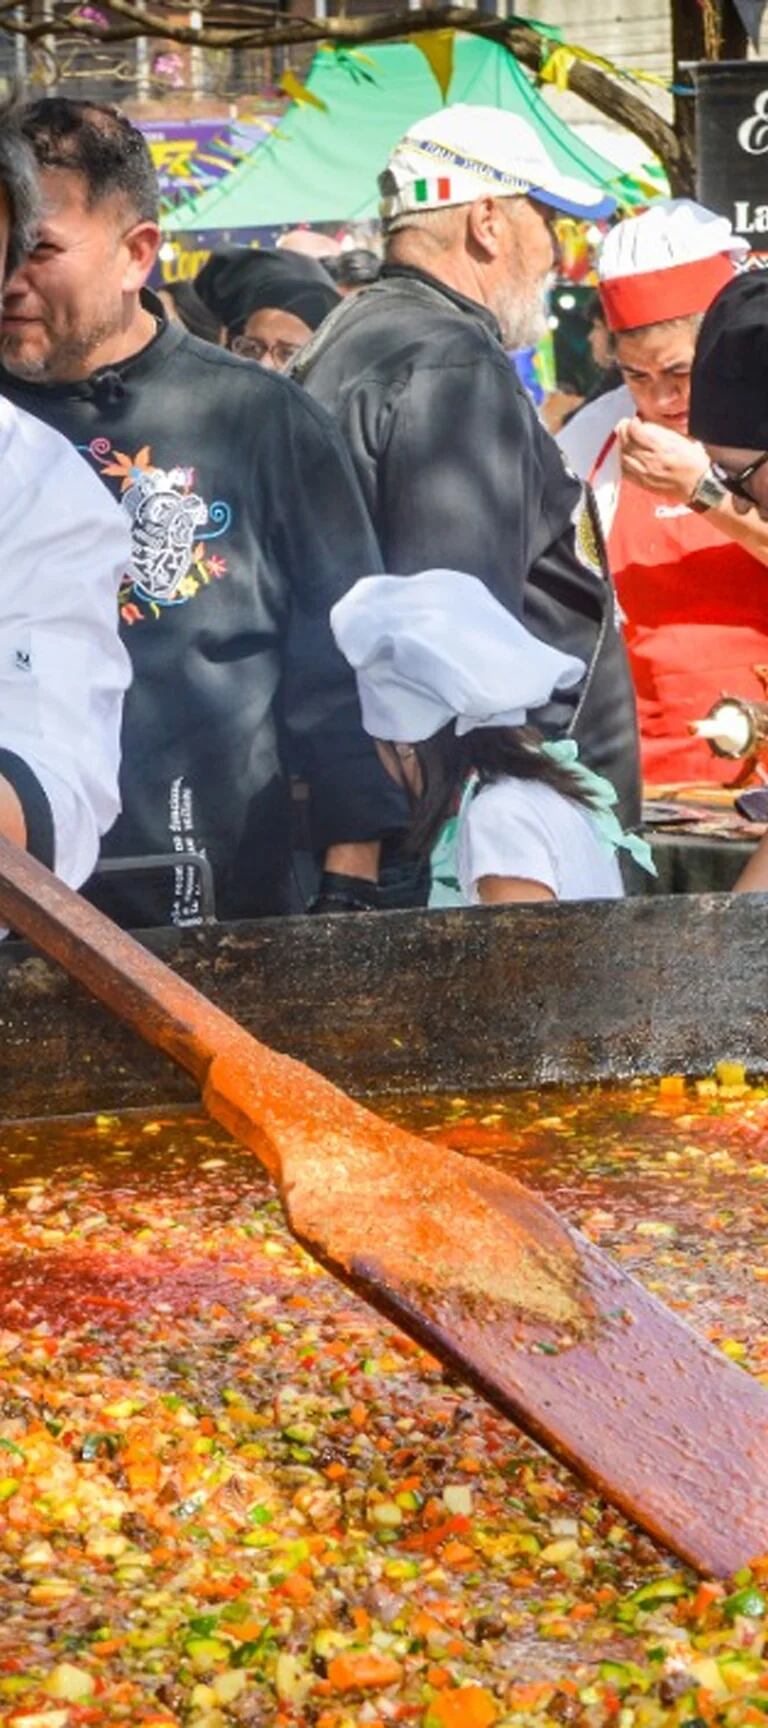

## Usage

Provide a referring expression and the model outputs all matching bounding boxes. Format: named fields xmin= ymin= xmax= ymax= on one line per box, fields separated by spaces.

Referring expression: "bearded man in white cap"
xmin=559 ymin=199 xmax=768 ymax=791
xmin=295 ymin=104 xmax=641 ymax=829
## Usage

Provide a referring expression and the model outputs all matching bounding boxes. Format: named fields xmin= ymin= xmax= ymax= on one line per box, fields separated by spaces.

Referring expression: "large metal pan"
xmin=0 ymin=891 xmax=766 ymax=1120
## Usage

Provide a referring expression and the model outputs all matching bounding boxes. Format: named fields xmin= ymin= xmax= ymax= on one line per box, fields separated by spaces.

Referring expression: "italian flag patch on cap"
xmin=414 ymin=177 xmax=451 ymax=203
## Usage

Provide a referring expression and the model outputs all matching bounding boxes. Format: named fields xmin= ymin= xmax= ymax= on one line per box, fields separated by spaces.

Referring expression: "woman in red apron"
xmin=558 ymin=199 xmax=768 ymax=791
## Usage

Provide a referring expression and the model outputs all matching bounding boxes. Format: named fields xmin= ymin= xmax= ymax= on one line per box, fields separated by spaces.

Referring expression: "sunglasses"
xmin=711 ymin=450 xmax=768 ymax=502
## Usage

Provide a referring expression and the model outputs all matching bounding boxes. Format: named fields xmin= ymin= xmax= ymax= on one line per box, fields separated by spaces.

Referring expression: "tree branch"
xmin=0 ymin=3 xmax=688 ymax=191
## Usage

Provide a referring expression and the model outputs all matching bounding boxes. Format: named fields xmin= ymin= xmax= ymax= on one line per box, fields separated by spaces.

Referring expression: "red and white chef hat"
xmin=597 ymin=198 xmax=748 ymax=334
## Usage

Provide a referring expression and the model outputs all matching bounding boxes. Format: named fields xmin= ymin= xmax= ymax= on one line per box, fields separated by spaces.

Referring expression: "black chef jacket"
xmin=296 ymin=265 xmax=641 ymax=826
xmin=0 ymin=302 xmax=403 ymax=926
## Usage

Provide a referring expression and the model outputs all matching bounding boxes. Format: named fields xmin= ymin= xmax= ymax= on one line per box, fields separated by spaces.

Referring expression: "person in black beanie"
xmin=689 ymin=269 xmax=768 ymax=522
xmin=195 ymin=246 xmax=340 ymax=371
xmin=157 ymin=277 xmax=222 ymax=345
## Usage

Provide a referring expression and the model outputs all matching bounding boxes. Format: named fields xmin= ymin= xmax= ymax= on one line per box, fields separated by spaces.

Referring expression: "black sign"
xmin=696 ymin=59 xmax=768 ymax=245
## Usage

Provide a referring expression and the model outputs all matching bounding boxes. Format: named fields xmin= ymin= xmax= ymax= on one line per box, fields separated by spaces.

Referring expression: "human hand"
xmin=616 ymin=416 xmax=709 ymax=503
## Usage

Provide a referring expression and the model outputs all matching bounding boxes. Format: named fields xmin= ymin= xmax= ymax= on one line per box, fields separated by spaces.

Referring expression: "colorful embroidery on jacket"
xmin=84 ymin=439 xmax=232 ymax=624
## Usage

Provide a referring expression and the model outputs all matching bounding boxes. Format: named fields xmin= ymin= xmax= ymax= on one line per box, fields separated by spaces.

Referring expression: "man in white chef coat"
xmin=0 ymin=104 xmax=130 ymax=888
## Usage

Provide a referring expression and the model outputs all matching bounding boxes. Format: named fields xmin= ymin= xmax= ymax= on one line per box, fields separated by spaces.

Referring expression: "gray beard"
xmin=494 ymin=275 xmax=551 ymax=353
xmin=0 ymin=342 xmax=50 ymax=380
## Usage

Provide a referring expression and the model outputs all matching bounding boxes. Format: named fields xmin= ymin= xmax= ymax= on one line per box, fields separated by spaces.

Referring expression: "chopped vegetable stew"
xmin=1 ymin=1071 xmax=768 ymax=1726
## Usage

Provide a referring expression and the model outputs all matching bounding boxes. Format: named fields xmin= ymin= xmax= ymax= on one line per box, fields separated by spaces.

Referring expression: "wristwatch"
xmin=689 ymin=466 xmax=728 ymax=513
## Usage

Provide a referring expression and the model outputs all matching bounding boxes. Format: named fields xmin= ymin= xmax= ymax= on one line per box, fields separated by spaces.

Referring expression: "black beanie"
xmin=689 ymin=269 xmax=768 ymax=447
xmin=193 ymin=246 xmax=340 ymax=334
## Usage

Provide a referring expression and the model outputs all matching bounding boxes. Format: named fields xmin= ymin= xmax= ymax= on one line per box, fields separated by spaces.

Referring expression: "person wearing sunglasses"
xmin=559 ymin=201 xmax=768 ymax=792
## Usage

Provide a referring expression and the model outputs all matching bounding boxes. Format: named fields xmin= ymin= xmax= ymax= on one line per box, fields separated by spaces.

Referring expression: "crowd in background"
xmin=2 ymin=92 xmax=768 ymax=927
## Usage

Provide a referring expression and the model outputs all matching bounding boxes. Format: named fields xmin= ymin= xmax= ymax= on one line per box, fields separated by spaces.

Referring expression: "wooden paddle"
xmin=1 ymin=835 xmax=767 ymax=1578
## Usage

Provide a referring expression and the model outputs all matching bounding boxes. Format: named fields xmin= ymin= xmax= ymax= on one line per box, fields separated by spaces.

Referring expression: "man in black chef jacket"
xmin=296 ymin=103 xmax=641 ymax=826
xmin=0 ymin=98 xmax=401 ymax=928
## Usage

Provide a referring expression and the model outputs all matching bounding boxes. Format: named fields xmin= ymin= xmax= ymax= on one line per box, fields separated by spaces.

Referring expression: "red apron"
xmin=606 ymin=474 xmax=768 ymax=787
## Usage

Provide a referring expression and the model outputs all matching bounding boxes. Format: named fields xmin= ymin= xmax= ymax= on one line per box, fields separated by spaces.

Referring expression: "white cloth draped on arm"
xmin=0 ymin=397 xmax=132 ymax=887
xmin=557 ymin=383 xmax=634 ymax=541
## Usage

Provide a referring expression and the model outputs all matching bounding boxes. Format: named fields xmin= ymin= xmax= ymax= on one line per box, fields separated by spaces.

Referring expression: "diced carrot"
xmin=431 ymin=1600 xmax=467 ymax=1626
xmin=351 ymin=1606 xmax=371 ymax=1635
xmin=411 ymin=1611 xmax=444 ymax=1639
xmin=126 ymin=1458 xmax=161 ymax=1491
xmin=349 ymin=1403 xmax=368 ymax=1430
xmin=327 ymin=1650 xmax=403 ymax=1692
xmin=506 ymin=1682 xmax=553 ymax=1710
xmin=568 ymin=1602 xmax=597 ymax=1621
xmin=427 ymin=1665 xmax=451 ymax=1687
xmin=445 ymin=1637 xmax=468 ymax=1657
xmin=324 ymin=1462 xmax=347 ymax=1481
xmin=429 ymin=1683 xmax=498 ymax=1727
xmin=404 ymin=1515 xmax=471 ymax=1553
xmin=228 ymin=1621 xmax=266 ymax=1642
xmin=441 ymin=1540 xmax=474 ymax=1568
xmin=692 ymin=1580 xmax=724 ymax=1615
xmin=278 ymin=1571 xmax=314 ymax=1603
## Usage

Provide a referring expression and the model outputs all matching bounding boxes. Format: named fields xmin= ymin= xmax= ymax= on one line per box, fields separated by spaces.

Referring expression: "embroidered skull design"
xmin=123 ymin=467 xmax=209 ymax=604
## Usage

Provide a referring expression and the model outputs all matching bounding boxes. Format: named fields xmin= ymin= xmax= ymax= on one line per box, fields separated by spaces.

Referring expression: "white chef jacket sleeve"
xmin=457 ymin=780 xmax=559 ymax=903
xmin=0 ymin=400 xmax=132 ymax=888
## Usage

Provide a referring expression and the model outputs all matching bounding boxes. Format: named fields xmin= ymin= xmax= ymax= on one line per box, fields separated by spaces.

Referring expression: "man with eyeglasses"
xmin=689 ymin=271 xmax=768 ymax=524
xmin=560 ymin=200 xmax=768 ymax=792
xmin=0 ymin=100 xmax=403 ymax=928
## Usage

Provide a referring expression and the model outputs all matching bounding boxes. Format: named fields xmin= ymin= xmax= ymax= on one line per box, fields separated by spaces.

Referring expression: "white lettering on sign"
xmin=734 ymin=199 xmax=768 ymax=232
xmin=738 ymin=90 xmax=768 ymax=154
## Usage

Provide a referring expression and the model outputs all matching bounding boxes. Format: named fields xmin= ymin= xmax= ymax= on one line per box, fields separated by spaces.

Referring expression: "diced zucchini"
xmin=723 ymin=1586 xmax=767 ymax=1622
xmin=184 ymin=1637 xmax=232 ymax=1670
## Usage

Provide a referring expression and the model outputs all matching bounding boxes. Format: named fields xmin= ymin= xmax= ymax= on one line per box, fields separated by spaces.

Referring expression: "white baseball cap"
xmin=378 ymin=104 xmax=616 ymax=224
xmin=330 ymin=570 xmax=585 ymax=744
xmin=598 ymin=197 xmax=747 ymax=332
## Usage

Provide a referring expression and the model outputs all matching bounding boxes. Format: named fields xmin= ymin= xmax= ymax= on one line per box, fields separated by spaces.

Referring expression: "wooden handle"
xmin=0 ymin=836 xmax=241 ymax=1089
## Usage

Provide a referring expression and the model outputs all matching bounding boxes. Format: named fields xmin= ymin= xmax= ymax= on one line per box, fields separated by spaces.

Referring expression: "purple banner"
xmin=139 ymin=118 xmax=277 ymax=211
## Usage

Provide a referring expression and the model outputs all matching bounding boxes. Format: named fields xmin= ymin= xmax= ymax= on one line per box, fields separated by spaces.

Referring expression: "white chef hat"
xmin=379 ymin=104 xmax=615 ymax=225
xmin=330 ymin=570 xmax=585 ymax=742
xmin=598 ymin=198 xmax=747 ymax=333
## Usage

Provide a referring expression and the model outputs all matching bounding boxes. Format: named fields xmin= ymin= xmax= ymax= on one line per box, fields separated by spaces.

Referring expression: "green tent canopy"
xmin=162 ymin=34 xmax=664 ymax=236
